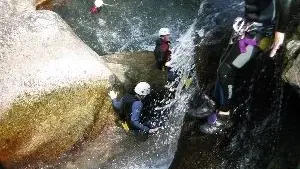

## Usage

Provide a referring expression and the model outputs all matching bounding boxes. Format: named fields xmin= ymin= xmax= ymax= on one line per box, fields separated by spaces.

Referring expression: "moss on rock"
xmin=0 ymin=81 xmax=116 ymax=167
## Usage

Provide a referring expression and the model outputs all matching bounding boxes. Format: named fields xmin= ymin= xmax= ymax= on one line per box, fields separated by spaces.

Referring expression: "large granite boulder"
xmin=0 ymin=0 xmax=115 ymax=167
xmin=0 ymin=0 xmax=168 ymax=167
xmin=283 ymin=26 xmax=300 ymax=90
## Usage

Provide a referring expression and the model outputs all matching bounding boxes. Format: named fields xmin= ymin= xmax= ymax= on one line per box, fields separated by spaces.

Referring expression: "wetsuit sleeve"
xmin=130 ymin=101 xmax=150 ymax=133
xmin=154 ymin=39 xmax=162 ymax=60
xmin=112 ymin=97 xmax=122 ymax=111
xmin=276 ymin=0 xmax=299 ymax=32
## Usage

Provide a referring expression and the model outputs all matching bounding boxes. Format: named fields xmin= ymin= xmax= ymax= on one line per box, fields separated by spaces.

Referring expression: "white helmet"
xmin=94 ymin=0 xmax=103 ymax=8
xmin=158 ymin=28 xmax=170 ymax=36
xmin=134 ymin=82 xmax=151 ymax=96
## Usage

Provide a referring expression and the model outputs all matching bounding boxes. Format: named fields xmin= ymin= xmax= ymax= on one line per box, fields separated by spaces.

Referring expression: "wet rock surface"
xmin=169 ymin=116 xmax=228 ymax=169
xmin=103 ymin=51 xmax=167 ymax=92
xmin=283 ymin=25 xmax=300 ymax=88
xmin=169 ymin=17 xmax=300 ymax=169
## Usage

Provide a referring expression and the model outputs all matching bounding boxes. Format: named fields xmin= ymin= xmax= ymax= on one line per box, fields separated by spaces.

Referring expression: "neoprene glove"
xmin=108 ymin=91 xmax=118 ymax=100
xmin=270 ymin=31 xmax=285 ymax=58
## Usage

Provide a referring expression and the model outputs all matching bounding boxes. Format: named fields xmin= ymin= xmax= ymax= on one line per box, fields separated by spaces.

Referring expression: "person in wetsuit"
xmin=154 ymin=28 xmax=172 ymax=71
xmin=108 ymin=82 xmax=159 ymax=134
xmin=91 ymin=0 xmax=103 ymax=14
xmin=200 ymin=0 xmax=300 ymax=134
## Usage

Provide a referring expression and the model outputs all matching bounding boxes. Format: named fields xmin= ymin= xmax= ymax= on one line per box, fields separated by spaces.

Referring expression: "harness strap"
xmin=231 ymin=17 xmax=274 ymax=53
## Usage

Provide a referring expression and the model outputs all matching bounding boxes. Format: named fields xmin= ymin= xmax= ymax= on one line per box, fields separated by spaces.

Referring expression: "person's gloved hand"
xmin=269 ymin=31 xmax=285 ymax=58
xmin=148 ymin=127 xmax=159 ymax=134
xmin=108 ymin=91 xmax=118 ymax=100
xmin=165 ymin=61 xmax=172 ymax=67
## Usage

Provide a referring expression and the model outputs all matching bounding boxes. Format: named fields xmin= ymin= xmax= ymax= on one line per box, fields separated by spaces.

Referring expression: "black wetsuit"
xmin=214 ymin=0 xmax=300 ymax=111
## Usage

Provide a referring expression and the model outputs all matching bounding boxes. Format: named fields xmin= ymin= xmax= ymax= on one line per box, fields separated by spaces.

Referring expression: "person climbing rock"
xmin=154 ymin=28 xmax=172 ymax=71
xmin=108 ymin=82 xmax=159 ymax=134
xmin=200 ymin=0 xmax=300 ymax=134
xmin=91 ymin=0 xmax=103 ymax=14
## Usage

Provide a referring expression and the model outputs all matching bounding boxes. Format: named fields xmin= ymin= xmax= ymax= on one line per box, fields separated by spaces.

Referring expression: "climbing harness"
xmin=230 ymin=17 xmax=263 ymax=44
xmin=231 ymin=17 xmax=275 ymax=54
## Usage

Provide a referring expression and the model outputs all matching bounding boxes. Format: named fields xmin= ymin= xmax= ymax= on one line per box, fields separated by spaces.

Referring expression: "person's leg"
xmin=215 ymin=34 xmax=263 ymax=110
xmin=200 ymin=35 xmax=263 ymax=134
xmin=167 ymin=69 xmax=176 ymax=82
xmin=156 ymin=61 xmax=163 ymax=70
xmin=199 ymin=45 xmax=238 ymax=134
xmin=214 ymin=40 xmax=242 ymax=111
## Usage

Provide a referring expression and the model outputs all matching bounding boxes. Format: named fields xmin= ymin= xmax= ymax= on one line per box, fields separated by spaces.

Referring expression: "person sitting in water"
xmin=154 ymin=28 xmax=172 ymax=71
xmin=91 ymin=0 xmax=103 ymax=14
xmin=108 ymin=82 xmax=159 ymax=134
xmin=200 ymin=0 xmax=300 ymax=134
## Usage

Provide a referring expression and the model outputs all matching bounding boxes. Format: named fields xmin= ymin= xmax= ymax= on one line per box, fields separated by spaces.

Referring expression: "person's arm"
xmin=276 ymin=0 xmax=294 ymax=33
xmin=130 ymin=101 xmax=150 ymax=133
xmin=112 ymin=98 xmax=122 ymax=111
xmin=270 ymin=0 xmax=291 ymax=57
xmin=109 ymin=91 xmax=121 ymax=111
xmin=270 ymin=0 xmax=299 ymax=57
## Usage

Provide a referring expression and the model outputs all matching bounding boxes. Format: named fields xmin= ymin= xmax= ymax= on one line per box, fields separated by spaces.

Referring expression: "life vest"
xmin=154 ymin=38 xmax=171 ymax=63
xmin=119 ymin=94 xmax=140 ymax=129
xmin=228 ymin=24 xmax=273 ymax=69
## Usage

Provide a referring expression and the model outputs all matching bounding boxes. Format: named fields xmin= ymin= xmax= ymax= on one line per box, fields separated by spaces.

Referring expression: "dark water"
xmin=53 ymin=0 xmax=201 ymax=55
